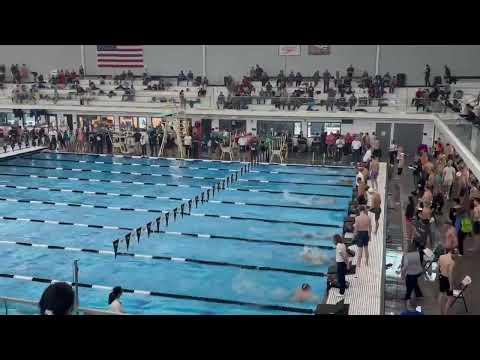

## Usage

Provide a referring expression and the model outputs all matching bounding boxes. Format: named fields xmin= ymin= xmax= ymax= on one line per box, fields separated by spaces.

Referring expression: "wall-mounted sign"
xmin=308 ymin=45 xmax=331 ymax=55
xmin=279 ymin=45 xmax=301 ymax=56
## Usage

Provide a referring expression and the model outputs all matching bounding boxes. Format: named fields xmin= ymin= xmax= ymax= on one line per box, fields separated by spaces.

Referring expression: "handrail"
xmin=0 ymin=295 xmax=124 ymax=315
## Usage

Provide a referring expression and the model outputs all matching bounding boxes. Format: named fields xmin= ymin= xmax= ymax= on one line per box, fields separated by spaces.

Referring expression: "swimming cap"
xmin=301 ymin=283 xmax=311 ymax=291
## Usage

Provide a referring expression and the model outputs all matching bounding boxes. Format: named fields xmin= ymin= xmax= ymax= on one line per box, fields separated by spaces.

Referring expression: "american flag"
xmin=96 ymin=45 xmax=144 ymax=68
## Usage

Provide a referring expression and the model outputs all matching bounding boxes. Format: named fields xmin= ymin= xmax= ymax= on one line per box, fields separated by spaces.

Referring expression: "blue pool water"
xmin=0 ymin=151 xmax=355 ymax=315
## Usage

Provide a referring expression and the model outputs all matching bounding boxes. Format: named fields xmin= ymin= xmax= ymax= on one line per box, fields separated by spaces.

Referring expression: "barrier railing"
xmin=0 ymin=296 xmax=121 ymax=315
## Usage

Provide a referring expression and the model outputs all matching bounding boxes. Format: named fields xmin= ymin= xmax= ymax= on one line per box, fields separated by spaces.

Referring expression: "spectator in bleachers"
xmin=276 ymin=70 xmax=285 ymax=87
xmin=258 ymin=88 xmax=266 ymax=104
xmin=179 ymin=90 xmax=186 ymax=109
xmin=254 ymin=65 xmax=263 ymax=80
xmin=326 ymin=88 xmax=336 ymax=112
xmin=307 ymin=83 xmax=314 ymax=99
xmin=79 ymin=65 xmax=84 ymax=78
xmin=249 ymin=66 xmax=255 ymax=80
xmin=389 ymin=76 xmax=397 ymax=93
xmin=265 ymin=81 xmax=273 ymax=96
xmin=312 ymin=70 xmax=320 ymax=88
xmin=58 ymin=70 xmax=65 ymax=85
xmin=260 ymin=71 xmax=269 ymax=87
xmin=424 ymin=64 xmax=431 ymax=87
xmin=323 ymin=69 xmax=331 ymax=92
xmin=383 ymin=72 xmax=391 ymax=88
xmin=334 ymin=70 xmax=340 ymax=87
xmin=444 ymin=65 xmax=451 ymax=84
xmin=338 ymin=76 xmax=345 ymax=97
xmin=177 ymin=70 xmax=187 ymax=85
xmin=347 ymin=64 xmax=354 ymax=79
xmin=441 ymin=82 xmax=451 ymax=99
xmin=21 ymin=64 xmax=29 ymax=82
xmin=287 ymin=71 xmax=295 ymax=87
xmin=349 ymin=93 xmax=357 ymax=111
xmin=127 ymin=70 xmax=134 ymax=80
xmin=295 ymin=72 xmax=303 ymax=87
xmin=187 ymin=70 xmax=194 ymax=85
xmin=217 ymin=91 xmax=225 ymax=109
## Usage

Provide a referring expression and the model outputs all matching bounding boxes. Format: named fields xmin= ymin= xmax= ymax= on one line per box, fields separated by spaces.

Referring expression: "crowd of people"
xmin=392 ymin=137 xmax=476 ymax=315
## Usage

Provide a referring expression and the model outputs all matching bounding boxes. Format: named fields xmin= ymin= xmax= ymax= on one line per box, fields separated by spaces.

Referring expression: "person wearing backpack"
xmin=457 ymin=207 xmax=473 ymax=256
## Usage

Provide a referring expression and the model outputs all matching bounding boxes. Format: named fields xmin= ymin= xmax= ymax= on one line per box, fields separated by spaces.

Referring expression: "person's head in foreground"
xmin=108 ymin=286 xmax=123 ymax=305
xmin=39 ymin=282 xmax=75 ymax=315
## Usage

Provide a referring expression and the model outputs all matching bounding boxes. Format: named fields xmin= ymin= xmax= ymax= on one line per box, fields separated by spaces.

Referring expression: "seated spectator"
xmin=276 ymin=70 xmax=285 ymax=87
xmin=21 ymin=64 xmax=29 ymax=82
xmin=108 ymin=90 xmax=116 ymax=98
xmin=201 ymin=76 xmax=209 ymax=87
xmin=126 ymin=70 xmax=134 ymax=80
xmin=178 ymin=70 xmax=187 ymax=85
xmin=265 ymin=81 xmax=273 ymax=96
xmin=79 ymin=65 xmax=85 ymax=78
xmin=260 ymin=71 xmax=269 ymax=86
xmin=198 ymin=87 xmax=207 ymax=97
xmin=389 ymin=76 xmax=397 ymax=93
xmin=307 ymin=83 xmax=315 ymax=98
xmin=39 ymin=282 xmax=75 ymax=315
xmin=217 ymin=91 xmax=225 ymax=109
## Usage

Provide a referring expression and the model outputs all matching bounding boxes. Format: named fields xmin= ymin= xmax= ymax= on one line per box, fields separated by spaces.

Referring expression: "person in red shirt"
xmin=325 ymin=132 xmax=336 ymax=159
xmin=58 ymin=70 xmax=65 ymax=85
xmin=344 ymin=132 xmax=353 ymax=156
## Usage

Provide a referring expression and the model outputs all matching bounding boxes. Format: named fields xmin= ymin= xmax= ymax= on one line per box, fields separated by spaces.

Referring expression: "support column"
xmin=471 ymin=126 xmax=479 ymax=155
xmin=81 ymin=45 xmax=86 ymax=75
xmin=202 ymin=45 xmax=206 ymax=78
xmin=375 ymin=45 xmax=380 ymax=75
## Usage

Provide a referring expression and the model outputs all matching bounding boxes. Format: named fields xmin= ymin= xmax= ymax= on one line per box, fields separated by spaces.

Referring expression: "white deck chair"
xmin=450 ymin=275 xmax=472 ymax=313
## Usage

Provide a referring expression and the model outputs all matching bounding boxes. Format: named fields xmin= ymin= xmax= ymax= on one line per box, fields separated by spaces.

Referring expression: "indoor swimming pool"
xmin=0 ymin=151 xmax=355 ymax=315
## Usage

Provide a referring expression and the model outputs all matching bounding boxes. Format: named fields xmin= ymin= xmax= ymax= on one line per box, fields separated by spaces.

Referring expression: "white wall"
xmin=0 ymin=45 xmax=81 ymax=78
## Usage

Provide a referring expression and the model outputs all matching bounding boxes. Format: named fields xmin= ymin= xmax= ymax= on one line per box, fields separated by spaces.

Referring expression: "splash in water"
xmin=282 ymin=192 xmax=337 ymax=206
xmin=300 ymin=246 xmax=330 ymax=265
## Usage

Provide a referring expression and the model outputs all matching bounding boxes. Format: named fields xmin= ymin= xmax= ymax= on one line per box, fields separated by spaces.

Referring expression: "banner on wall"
xmin=279 ymin=45 xmax=301 ymax=56
xmin=308 ymin=45 xmax=331 ymax=55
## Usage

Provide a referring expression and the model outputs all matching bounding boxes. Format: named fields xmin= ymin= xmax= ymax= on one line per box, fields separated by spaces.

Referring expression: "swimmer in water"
xmin=301 ymin=246 xmax=329 ymax=265
xmin=292 ymin=283 xmax=320 ymax=303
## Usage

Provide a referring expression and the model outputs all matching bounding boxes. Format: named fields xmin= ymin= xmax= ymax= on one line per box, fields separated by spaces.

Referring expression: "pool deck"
xmin=0 ymin=146 xmax=47 ymax=160
xmin=326 ymin=162 xmax=387 ymax=315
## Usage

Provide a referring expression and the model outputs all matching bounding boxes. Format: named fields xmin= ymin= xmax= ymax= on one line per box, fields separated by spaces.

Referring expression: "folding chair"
xmin=450 ymin=275 xmax=472 ymax=313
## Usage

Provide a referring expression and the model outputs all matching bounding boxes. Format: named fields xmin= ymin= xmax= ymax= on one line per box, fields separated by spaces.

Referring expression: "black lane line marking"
xmin=24 ymin=155 xmax=355 ymax=177
xmin=0 ymin=216 xmax=133 ymax=231
xmin=186 ymin=212 xmax=343 ymax=228
xmin=159 ymin=230 xmax=334 ymax=250
xmin=0 ymin=273 xmax=315 ymax=314
xmin=228 ymin=187 xmax=352 ymax=197
xmin=0 ymin=173 xmax=208 ymax=189
xmin=0 ymin=184 xmax=345 ymax=211
xmin=1 ymin=240 xmax=326 ymax=277
xmin=0 ymin=164 xmax=223 ymax=181
xmin=0 ymin=197 xmax=171 ymax=214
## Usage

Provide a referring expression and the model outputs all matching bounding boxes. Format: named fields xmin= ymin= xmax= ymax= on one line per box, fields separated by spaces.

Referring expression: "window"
xmin=257 ymin=120 xmax=302 ymax=137
xmin=307 ymin=122 xmax=341 ymax=137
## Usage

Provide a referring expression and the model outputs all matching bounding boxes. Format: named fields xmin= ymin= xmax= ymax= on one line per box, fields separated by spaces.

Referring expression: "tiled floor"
xmin=386 ymin=164 xmax=480 ymax=315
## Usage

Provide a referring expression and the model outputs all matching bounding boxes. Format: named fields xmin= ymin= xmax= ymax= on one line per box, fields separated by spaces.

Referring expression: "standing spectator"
xmin=335 ymin=135 xmax=345 ymax=162
xmin=179 ymin=90 xmax=186 ymax=109
xmin=133 ymin=129 xmax=142 ymax=155
xmin=326 ymin=88 xmax=336 ymax=112
xmin=348 ymin=93 xmax=357 ymax=111
xmin=307 ymin=83 xmax=314 ymax=99
xmin=438 ymin=248 xmax=455 ymax=315
xmin=388 ymin=140 xmax=398 ymax=165
xmin=334 ymin=234 xmax=349 ymax=296
xmin=312 ymin=70 xmax=320 ymax=88
xmin=442 ymin=160 xmax=456 ymax=200
xmin=149 ymin=128 xmax=159 ymax=156
xmin=444 ymin=65 xmax=451 ymax=84
xmin=346 ymin=64 xmax=354 ymax=79
xmin=326 ymin=132 xmax=336 ymax=159
xmin=390 ymin=76 xmax=397 ymax=93
xmin=287 ymin=71 xmax=295 ymax=87
xmin=370 ymin=157 xmax=380 ymax=190
xmin=21 ymin=64 xmax=29 ymax=82
xmin=323 ymin=69 xmax=331 ymax=92
xmin=352 ymin=136 xmax=362 ymax=163
xmin=424 ymin=64 xmax=431 ymax=87
xmin=405 ymin=195 xmax=416 ymax=240
xmin=187 ymin=70 xmax=194 ymax=86
xmin=249 ymin=66 xmax=256 ymax=80
xmin=177 ymin=70 xmax=186 ymax=85
xmin=276 ymin=70 xmax=285 ymax=87
xmin=255 ymin=64 xmax=263 ymax=80
xmin=401 ymin=242 xmax=424 ymax=302
xmin=397 ymin=146 xmax=405 ymax=176
xmin=295 ymin=72 xmax=303 ymax=87
xmin=39 ymin=282 xmax=75 ymax=315
xmin=79 ymin=65 xmax=85 ymax=78
xmin=217 ymin=91 xmax=225 ymax=109
xmin=140 ymin=131 xmax=147 ymax=156
xmin=344 ymin=132 xmax=353 ymax=156
xmin=183 ymin=132 xmax=192 ymax=158
xmin=261 ymin=71 xmax=269 ymax=87
xmin=354 ymin=206 xmax=372 ymax=268
xmin=265 ymin=81 xmax=273 ymax=96
xmin=363 ymin=145 xmax=372 ymax=165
